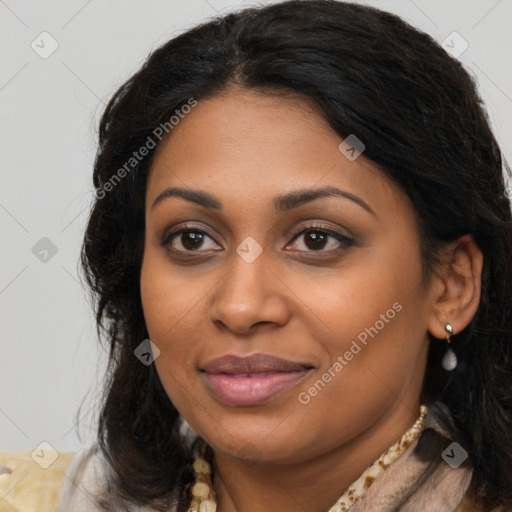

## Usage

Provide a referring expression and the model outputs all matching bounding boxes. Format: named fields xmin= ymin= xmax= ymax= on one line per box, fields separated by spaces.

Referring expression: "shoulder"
xmin=47 ymin=444 xmax=169 ymax=512
xmin=0 ymin=448 xmax=74 ymax=512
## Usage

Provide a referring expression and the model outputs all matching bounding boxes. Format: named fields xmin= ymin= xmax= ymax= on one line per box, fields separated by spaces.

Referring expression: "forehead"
xmin=146 ymin=88 xmax=406 ymax=219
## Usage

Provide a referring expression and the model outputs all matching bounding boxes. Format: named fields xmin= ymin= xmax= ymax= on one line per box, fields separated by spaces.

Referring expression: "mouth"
xmin=200 ymin=353 xmax=314 ymax=406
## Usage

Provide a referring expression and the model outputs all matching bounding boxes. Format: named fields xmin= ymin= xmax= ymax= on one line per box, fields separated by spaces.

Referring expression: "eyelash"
xmin=160 ymin=223 xmax=354 ymax=256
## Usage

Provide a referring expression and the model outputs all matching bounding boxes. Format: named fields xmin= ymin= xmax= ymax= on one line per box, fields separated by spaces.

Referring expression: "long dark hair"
xmin=79 ymin=1 xmax=512 ymax=510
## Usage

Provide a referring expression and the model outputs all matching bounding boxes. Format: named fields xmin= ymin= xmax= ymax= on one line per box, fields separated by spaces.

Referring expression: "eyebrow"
xmin=150 ymin=185 xmax=376 ymax=216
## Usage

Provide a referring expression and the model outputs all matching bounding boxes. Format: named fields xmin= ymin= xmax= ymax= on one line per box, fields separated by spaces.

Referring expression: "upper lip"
xmin=201 ymin=353 xmax=314 ymax=374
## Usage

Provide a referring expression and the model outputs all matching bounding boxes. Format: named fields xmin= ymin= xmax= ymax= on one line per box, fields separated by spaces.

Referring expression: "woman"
xmin=1 ymin=1 xmax=511 ymax=511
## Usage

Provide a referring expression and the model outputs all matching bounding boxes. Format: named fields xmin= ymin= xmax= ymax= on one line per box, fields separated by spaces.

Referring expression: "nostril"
xmin=0 ymin=466 xmax=12 ymax=474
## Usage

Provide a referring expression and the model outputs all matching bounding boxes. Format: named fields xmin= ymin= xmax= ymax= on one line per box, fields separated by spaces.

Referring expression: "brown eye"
xmin=162 ymin=228 xmax=221 ymax=253
xmin=288 ymin=226 xmax=354 ymax=253
xmin=180 ymin=230 xmax=206 ymax=250
xmin=303 ymin=231 xmax=329 ymax=250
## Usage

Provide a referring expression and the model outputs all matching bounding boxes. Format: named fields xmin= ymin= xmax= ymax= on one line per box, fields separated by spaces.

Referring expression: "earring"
xmin=441 ymin=323 xmax=457 ymax=371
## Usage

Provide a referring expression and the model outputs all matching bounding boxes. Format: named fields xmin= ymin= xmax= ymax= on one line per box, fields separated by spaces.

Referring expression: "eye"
xmin=286 ymin=225 xmax=354 ymax=253
xmin=162 ymin=227 xmax=221 ymax=253
xmin=160 ymin=223 xmax=354 ymax=256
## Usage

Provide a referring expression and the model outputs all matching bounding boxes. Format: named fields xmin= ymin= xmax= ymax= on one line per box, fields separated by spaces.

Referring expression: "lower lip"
xmin=202 ymin=370 xmax=312 ymax=406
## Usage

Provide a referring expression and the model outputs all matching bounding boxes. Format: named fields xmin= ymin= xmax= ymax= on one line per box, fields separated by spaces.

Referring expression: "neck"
xmin=211 ymin=402 xmax=421 ymax=512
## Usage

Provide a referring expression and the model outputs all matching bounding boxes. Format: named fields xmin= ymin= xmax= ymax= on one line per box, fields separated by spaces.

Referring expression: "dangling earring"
xmin=441 ymin=323 xmax=457 ymax=371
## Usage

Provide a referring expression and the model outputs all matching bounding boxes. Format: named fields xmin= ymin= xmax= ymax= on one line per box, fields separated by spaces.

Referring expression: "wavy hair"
xmin=79 ymin=1 xmax=512 ymax=510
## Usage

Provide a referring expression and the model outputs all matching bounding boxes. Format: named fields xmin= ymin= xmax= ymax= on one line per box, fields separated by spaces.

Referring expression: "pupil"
xmin=306 ymin=231 xmax=327 ymax=250
xmin=182 ymin=230 xmax=203 ymax=250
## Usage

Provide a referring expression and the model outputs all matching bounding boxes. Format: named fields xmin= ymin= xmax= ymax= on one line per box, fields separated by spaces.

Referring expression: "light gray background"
xmin=1 ymin=0 xmax=511 ymax=453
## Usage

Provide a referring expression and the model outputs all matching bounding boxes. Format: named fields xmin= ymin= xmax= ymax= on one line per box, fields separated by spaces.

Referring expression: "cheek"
xmin=299 ymin=241 xmax=427 ymax=392
xmin=140 ymin=245 xmax=206 ymax=344
xmin=293 ymin=287 xmax=427 ymax=454
xmin=140 ymin=247 xmax=212 ymax=408
xmin=309 ymin=289 xmax=411 ymax=395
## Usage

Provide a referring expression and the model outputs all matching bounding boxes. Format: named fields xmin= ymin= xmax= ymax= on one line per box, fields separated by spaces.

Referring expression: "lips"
xmin=200 ymin=353 xmax=314 ymax=406
xmin=201 ymin=353 xmax=312 ymax=374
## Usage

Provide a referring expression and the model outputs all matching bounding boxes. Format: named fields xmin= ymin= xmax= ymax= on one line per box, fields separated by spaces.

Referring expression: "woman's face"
xmin=140 ymin=88 xmax=433 ymax=464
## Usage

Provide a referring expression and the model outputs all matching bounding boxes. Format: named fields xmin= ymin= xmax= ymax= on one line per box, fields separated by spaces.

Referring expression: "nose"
xmin=207 ymin=249 xmax=290 ymax=335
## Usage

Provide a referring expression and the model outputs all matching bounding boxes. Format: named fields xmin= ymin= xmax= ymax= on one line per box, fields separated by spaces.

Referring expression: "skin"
xmin=140 ymin=87 xmax=483 ymax=512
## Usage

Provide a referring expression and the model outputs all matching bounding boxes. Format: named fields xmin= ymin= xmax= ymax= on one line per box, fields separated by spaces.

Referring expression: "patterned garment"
xmin=331 ymin=405 xmax=428 ymax=511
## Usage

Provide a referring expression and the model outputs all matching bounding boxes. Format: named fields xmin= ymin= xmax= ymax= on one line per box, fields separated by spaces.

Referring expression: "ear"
xmin=427 ymin=234 xmax=483 ymax=339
